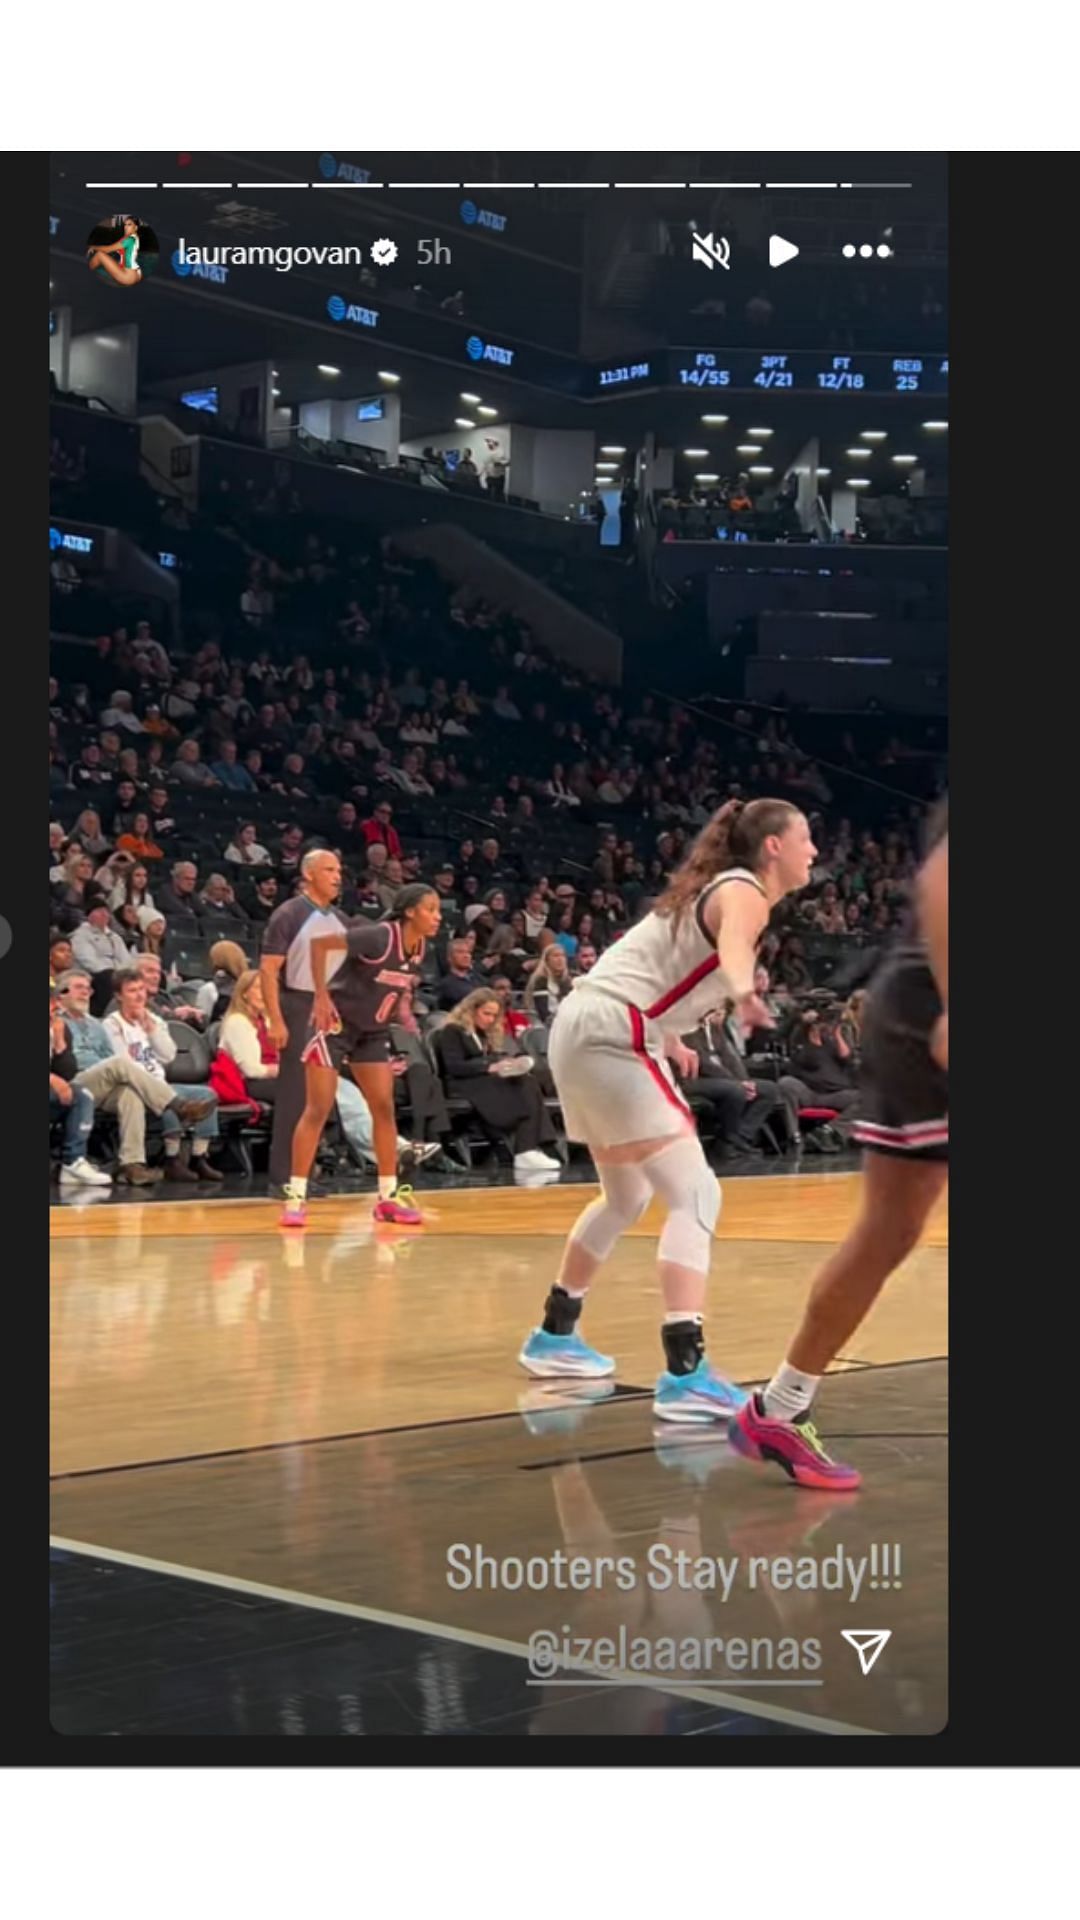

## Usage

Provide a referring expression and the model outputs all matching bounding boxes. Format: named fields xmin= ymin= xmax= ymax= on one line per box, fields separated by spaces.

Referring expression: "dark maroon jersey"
xmin=333 ymin=919 xmax=426 ymax=1033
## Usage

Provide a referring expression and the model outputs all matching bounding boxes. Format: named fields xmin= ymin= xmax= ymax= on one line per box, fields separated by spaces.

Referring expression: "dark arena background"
xmin=49 ymin=151 xmax=947 ymax=1740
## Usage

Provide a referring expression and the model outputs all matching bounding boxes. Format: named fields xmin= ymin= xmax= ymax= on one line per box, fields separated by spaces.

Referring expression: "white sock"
xmin=378 ymin=1175 xmax=396 ymax=1200
xmin=191 ymin=1138 xmax=209 ymax=1157
xmin=763 ymin=1361 xmax=821 ymax=1423
xmin=287 ymin=1176 xmax=308 ymax=1200
xmin=164 ymin=1139 xmax=181 ymax=1158
xmin=664 ymin=1310 xmax=704 ymax=1325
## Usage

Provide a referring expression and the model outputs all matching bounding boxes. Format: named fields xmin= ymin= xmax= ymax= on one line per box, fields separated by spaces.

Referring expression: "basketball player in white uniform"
xmin=518 ymin=798 xmax=817 ymax=1422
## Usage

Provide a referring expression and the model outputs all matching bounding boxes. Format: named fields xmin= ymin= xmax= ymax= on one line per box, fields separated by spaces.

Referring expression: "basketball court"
xmin=50 ymin=1173 xmax=947 ymax=1736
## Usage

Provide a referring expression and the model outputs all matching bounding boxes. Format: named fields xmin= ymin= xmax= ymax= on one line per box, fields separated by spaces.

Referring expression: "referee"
xmin=259 ymin=849 xmax=349 ymax=1193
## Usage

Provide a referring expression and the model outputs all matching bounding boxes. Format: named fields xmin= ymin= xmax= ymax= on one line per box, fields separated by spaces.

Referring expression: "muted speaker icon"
xmin=691 ymin=231 xmax=730 ymax=270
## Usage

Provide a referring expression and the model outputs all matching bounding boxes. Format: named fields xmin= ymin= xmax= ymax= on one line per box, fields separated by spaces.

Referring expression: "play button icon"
xmin=769 ymin=234 xmax=800 ymax=269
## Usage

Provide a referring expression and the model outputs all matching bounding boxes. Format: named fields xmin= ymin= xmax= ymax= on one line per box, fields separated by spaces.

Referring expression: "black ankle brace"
xmin=661 ymin=1319 xmax=705 ymax=1377
xmin=542 ymin=1286 xmax=583 ymax=1336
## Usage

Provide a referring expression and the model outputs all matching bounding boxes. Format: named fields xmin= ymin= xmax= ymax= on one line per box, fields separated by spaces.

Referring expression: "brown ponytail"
xmin=655 ymin=797 xmax=800 ymax=930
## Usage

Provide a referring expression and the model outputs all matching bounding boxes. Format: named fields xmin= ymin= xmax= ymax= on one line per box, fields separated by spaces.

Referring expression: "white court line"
xmin=49 ymin=1535 xmax=871 ymax=1736
xmin=536 ymin=182 xmax=609 ymax=188
xmin=235 ymin=182 xmax=309 ymax=189
xmin=462 ymin=182 xmax=535 ymax=189
xmin=691 ymin=182 xmax=762 ymax=188
xmin=387 ymin=182 xmax=462 ymax=189
xmin=85 ymin=182 xmax=157 ymax=189
xmin=766 ymin=181 xmax=838 ymax=188
xmin=160 ymin=183 xmax=233 ymax=189
xmin=311 ymin=182 xmax=384 ymax=188
xmin=614 ymin=182 xmax=685 ymax=188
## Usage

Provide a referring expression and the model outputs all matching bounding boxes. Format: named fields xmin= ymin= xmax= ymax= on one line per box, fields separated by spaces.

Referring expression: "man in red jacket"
xmin=360 ymin=800 xmax=402 ymax=859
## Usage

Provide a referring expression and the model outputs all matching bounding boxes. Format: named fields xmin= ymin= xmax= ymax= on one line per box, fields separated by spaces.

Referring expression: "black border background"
xmin=16 ymin=151 xmax=1074 ymax=1765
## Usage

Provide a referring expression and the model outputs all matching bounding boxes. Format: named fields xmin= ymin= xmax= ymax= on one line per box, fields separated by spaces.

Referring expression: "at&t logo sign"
xmin=320 ymin=153 xmax=372 ymax=184
xmin=172 ymin=249 xmax=229 ymax=285
xmin=466 ymin=334 xmax=514 ymax=367
xmin=327 ymin=293 xmax=379 ymax=328
xmin=460 ymin=199 xmax=507 ymax=233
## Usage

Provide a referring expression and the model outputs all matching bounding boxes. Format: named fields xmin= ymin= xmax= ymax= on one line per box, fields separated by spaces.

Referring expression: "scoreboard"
xmin=594 ymin=350 xmax=949 ymax=397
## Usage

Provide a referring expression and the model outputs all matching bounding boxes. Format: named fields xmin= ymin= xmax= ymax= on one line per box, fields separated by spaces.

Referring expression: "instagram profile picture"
xmin=85 ymin=214 xmax=159 ymax=287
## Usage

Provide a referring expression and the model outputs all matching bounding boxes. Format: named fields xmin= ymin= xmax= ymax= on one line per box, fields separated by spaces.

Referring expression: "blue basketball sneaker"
xmin=518 ymin=1328 xmax=616 ymax=1379
xmin=653 ymin=1359 xmax=748 ymax=1424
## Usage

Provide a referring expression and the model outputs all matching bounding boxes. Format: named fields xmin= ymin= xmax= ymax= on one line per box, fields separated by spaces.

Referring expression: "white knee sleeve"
xmin=645 ymin=1138 xmax=722 ymax=1274
xmin=570 ymin=1162 xmax=652 ymax=1261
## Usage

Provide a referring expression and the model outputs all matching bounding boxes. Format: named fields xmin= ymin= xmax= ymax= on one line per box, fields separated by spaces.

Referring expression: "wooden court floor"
xmin=50 ymin=1173 xmax=948 ymax=1736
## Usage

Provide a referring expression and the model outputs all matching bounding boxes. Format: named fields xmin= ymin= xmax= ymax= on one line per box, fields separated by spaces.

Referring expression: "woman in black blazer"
xmin=436 ymin=990 xmax=561 ymax=1172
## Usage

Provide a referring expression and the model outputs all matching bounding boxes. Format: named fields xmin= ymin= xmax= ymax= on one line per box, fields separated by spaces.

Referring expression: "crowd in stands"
xmin=655 ymin=470 xmax=947 ymax=548
xmin=49 ymin=491 xmax=945 ymax=1188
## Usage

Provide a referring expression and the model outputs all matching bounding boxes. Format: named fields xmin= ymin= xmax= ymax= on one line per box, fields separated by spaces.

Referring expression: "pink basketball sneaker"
xmin=730 ymin=1392 xmax=862 ymax=1491
xmin=279 ymin=1183 xmax=307 ymax=1229
xmin=372 ymin=1185 xmax=423 ymax=1227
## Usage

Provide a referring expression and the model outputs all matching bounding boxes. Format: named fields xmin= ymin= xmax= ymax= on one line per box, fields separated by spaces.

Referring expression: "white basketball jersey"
xmin=575 ymin=868 xmax=766 ymax=1038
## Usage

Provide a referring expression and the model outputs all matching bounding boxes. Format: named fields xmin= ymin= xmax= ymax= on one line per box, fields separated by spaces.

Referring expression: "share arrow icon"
xmin=841 ymin=1629 xmax=892 ymax=1676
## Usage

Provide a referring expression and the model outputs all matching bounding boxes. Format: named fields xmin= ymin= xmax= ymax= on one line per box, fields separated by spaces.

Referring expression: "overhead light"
xmin=922 ymin=420 xmax=948 ymax=431
xmin=454 ymin=417 xmax=476 ymax=429
xmin=596 ymin=460 xmax=618 ymax=467
xmin=816 ymin=467 xmax=831 ymax=476
xmin=317 ymin=364 xmax=341 ymax=376
xmin=694 ymin=473 xmax=720 ymax=483
xmin=460 ymin=391 xmax=481 ymax=404
xmin=736 ymin=445 xmax=760 ymax=456
xmin=749 ymin=465 xmax=773 ymax=476
xmin=847 ymin=477 xmax=871 ymax=488
xmin=683 ymin=448 xmax=709 ymax=458
xmin=860 ymin=430 xmax=887 ymax=441
xmin=477 ymin=405 xmax=498 ymax=418
xmin=846 ymin=448 xmax=872 ymax=458
xmin=272 ymin=369 xmax=279 ymax=377
xmin=892 ymin=454 xmax=918 ymax=465
xmin=94 ymin=335 xmax=121 ymax=349
xmin=600 ymin=445 xmax=627 ymax=454
xmin=748 ymin=427 xmax=773 ymax=438
xmin=378 ymin=370 xmax=401 ymax=384
xmin=272 ymin=387 xmax=281 ymax=397
xmin=701 ymin=414 xmax=729 ymax=425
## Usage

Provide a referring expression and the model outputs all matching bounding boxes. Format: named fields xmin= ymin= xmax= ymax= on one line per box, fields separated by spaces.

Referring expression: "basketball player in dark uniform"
xmin=281 ymin=883 xmax=443 ymax=1228
xmin=732 ymin=803 xmax=948 ymax=1488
